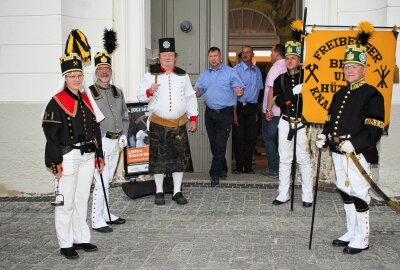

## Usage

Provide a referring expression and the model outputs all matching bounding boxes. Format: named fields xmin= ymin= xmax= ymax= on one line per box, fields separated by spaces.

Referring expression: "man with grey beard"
xmin=89 ymin=49 xmax=129 ymax=233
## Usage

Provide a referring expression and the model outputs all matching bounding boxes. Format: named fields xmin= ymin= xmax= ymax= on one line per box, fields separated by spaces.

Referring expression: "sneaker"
xmin=172 ymin=192 xmax=188 ymax=205
xmin=262 ymin=171 xmax=278 ymax=179
xmin=154 ymin=192 xmax=165 ymax=205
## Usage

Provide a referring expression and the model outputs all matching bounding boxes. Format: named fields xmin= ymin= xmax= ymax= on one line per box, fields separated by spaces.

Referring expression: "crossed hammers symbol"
xmin=374 ymin=65 xmax=390 ymax=88
xmin=305 ymin=63 xmax=319 ymax=83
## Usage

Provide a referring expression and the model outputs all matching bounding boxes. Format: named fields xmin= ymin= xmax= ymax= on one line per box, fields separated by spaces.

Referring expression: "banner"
xmin=124 ymin=103 xmax=150 ymax=178
xmin=302 ymin=29 xmax=397 ymax=127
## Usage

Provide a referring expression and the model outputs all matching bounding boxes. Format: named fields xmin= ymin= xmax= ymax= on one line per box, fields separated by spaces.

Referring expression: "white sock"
xmin=172 ymin=172 xmax=183 ymax=195
xmin=154 ymin=173 xmax=164 ymax=193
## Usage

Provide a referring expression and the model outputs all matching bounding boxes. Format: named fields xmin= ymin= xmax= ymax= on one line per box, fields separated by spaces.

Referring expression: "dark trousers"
xmin=205 ymin=106 xmax=233 ymax=178
xmin=233 ymin=102 xmax=258 ymax=171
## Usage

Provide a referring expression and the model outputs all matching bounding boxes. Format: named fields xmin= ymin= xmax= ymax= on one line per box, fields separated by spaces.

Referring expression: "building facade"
xmin=0 ymin=0 xmax=399 ymax=197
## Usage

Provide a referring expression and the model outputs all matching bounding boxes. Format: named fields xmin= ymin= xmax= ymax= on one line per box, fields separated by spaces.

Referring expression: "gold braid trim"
xmin=349 ymin=78 xmax=366 ymax=90
xmin=364 ymin=118 xmax=384 ymax=129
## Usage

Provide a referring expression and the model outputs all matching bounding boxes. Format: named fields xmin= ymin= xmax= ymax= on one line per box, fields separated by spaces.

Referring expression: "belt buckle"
xmin=243 ymin=102 xmax=247 ymax=106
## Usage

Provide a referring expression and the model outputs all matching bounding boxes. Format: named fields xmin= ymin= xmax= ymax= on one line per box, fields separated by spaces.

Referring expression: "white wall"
xmin=0 ymin=0 xmax=113 ymax=196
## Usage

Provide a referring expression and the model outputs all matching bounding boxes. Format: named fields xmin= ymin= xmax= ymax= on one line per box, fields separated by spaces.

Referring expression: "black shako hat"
xmin=60 ymin=53 xmax=83 ymax=75
xmin=159 ymin=38 xmax=175 ymax=53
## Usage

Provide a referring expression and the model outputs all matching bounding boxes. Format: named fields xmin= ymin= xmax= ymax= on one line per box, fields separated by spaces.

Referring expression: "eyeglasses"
xmin=66 ymin=74 xmax=84 ymax=80
xmin=343 ymin=64 xmax=362 ymax=71
xmin=97 ymin=67 xmax=112 ymax=71
xmin=241 ymin=51 xmax=253 ymax=55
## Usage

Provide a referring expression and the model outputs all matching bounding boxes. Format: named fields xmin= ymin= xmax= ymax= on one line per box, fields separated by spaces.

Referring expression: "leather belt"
xmin=238 ymin=102 xmax=257 ymax=107
xmin=149 ymin=113 xmax=187 ymax=128
xmin=331 ymin=135 xmax=345 ymax=143
xmin=105 ymin=131 xmax=121 ymax=140
xmin=282 ymin=115 xmax=301 ymax=123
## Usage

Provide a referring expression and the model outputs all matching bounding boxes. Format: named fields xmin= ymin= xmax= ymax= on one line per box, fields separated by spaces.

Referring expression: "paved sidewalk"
xmin=0 ymin=179 xmax=399 ymax=270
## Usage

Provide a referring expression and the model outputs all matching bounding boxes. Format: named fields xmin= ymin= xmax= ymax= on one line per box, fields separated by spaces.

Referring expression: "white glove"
xmin=340 ymin=140 xmax=354 ymax=153
xmin=118 ymin=135 xmax=127 ymax=148
xmin=315 ymin=134 xmax=326 ymax=149
xmin=292 ymin=84 xmax=303 ymax=95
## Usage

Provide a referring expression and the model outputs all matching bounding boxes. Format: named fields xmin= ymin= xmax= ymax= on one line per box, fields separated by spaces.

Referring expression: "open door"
xmin=151 ymin=0 xmax=230 ymax=173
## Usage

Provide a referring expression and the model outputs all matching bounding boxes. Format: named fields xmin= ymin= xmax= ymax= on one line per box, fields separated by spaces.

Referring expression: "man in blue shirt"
xmin=195 ymin=47 xmax=244 ymax=186
xmin=233 ymin=46 xmax=263 ymax=174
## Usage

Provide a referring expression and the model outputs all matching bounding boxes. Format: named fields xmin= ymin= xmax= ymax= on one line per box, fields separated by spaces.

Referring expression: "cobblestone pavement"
xmin=0 ymin=179 xmax=399 ymax=270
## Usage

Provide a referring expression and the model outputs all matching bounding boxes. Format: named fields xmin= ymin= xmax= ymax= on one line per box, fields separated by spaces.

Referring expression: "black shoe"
xmin=332 ymin=239 xmax=350 ymax=247
xmin=106 ymin=217 xmax=126 ymax=225
xmin=154 ymin=192 xmax=165 ymax=205
xmin=343 ymin=245 xmax=369 ymax=254
xmin=232 ymin=169 xmax=242 ymax=174
xmin=60 ymin=248 xmax=79 ymax=259
xmin=219 ymin=173 xmax=227 ymax=180
xmin=172 ymin=192 xmax=188 ymax=205
xmin=73 ymin=243 xmax=98 ymax=252
xmin=244 ymin=169 xmax=255 ymax=174
xmin=302 ymin=202 xmax=313 ymax=208
xmin=93 ymin=226 xmax=113 ymax=233
xmin=211 ymin=176 xmax=219 ymax=187
xmin=272 ymin=199 xmax=287 ymax=205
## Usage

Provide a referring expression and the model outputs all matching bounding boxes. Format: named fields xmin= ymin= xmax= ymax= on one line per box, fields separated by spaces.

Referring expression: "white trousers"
xmin=54 ymin=150 xmax=94 ymax=248
xmin=276 ymin=118 xmax=313 ymax=203
xmin=333 ymin=152 xmax=371 ymax=249
xmin=92 ymin=137 xmax=119 ymax=228
xmin=332 ymin=152 xmax=371 ymax=203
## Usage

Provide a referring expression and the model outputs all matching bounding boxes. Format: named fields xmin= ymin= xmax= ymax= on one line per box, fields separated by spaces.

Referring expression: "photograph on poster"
xmin=124 ymin=103 xmax=150 ymax=177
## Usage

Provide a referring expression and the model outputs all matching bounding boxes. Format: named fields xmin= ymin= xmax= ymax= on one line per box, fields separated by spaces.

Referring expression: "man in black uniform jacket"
xmin=316 ymin=25 xmax=385 ymax=254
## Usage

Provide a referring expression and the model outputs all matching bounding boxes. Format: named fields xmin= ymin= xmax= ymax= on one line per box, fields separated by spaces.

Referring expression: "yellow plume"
xmin=357 ymin=21 xmax=375 ymax=34
xmin=291 ymin=20 xmax=303 ymax=32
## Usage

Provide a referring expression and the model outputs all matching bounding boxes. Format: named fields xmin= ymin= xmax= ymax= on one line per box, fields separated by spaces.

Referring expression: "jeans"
xmin=262 ymin=116 xmax=279 ymax=173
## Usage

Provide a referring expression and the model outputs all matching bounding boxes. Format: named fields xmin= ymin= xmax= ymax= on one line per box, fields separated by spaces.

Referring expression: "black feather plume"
xmin=103 ymin=28 xmax=118 ymax=54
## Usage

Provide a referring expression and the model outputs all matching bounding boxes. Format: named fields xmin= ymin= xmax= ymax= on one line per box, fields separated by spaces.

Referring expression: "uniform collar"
xmin=64 ymin=87 xmax=80 ymax=100
xmin=348 ymin=77 xmax=366 ymax=90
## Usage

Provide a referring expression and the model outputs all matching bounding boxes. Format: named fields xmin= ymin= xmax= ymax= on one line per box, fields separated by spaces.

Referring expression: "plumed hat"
xmin=60 ymin=29 xmax=91 ymax=74
xmin=94 ymin=28 xmax=118 ymax=68
xmin=344 ymin=21 xmax=375 ymax=66
xmin=285 ymin=20 xmax=302 ymax=57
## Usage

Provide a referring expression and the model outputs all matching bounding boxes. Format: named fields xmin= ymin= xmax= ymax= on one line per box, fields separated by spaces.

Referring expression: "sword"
xmin=112 ymin=147 xmax=124 ymax=179
xmin=348 ymin=152 xmax=400 ymax=214
xmin=95 ymin=153 xmax=113 ymax=223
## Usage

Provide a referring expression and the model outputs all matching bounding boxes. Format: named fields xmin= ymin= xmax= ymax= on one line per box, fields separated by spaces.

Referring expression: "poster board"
xmin=124 ymin=102 xmax=150 ymax=178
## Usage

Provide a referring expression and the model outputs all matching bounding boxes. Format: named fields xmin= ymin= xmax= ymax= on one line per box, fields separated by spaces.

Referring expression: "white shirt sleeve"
xmin=183 ymin=75 xmax=199 ymax=118
xmin=137 ymin=73 xmax=154 ymax=102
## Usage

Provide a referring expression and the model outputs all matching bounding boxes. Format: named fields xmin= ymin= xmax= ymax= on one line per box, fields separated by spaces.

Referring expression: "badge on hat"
xmin=60 ymin=53 xmax=83 ymax=75
xmin=285 ymin=41 xmax=301 ymax=57
xmin=159 ymin=38 xmax=176 ymax=53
